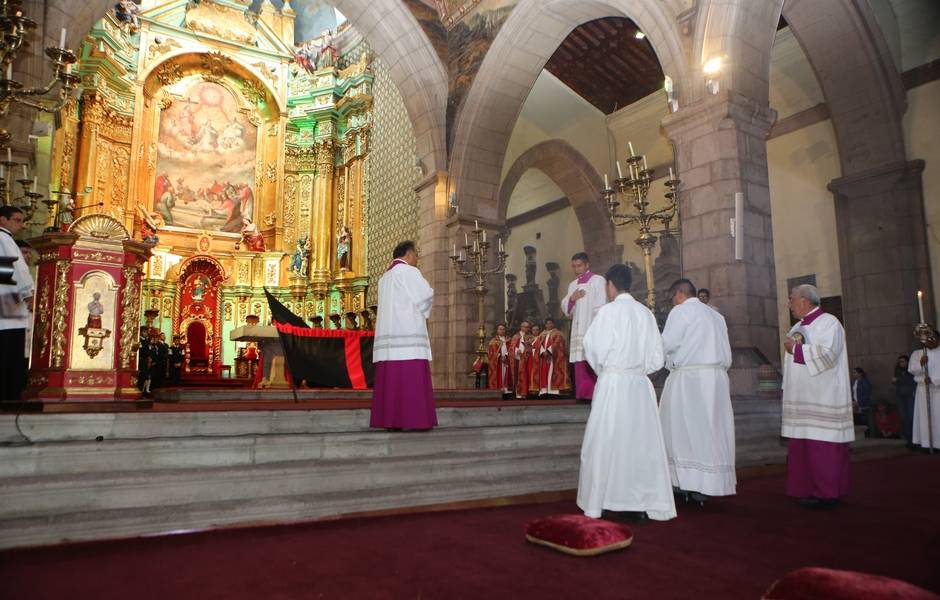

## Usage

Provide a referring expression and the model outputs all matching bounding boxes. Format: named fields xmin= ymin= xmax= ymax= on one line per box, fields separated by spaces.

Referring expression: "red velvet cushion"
xmin=764 ymin=567 xmax=940 ymax=600
xmin=525 ymin=514 xmax=634 ymax=556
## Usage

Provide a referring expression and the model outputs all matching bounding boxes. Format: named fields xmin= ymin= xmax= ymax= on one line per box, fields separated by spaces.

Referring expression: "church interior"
xmin=0 ymin=0 xmax=938 ymax=597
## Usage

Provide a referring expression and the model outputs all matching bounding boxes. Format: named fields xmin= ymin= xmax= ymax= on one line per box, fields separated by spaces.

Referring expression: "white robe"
xmin=576 ymin=292 xmax=677 ymax=521
xmin=781 ymin=308 xmax=854 ymax=443
xmin=373 ymin=260 xmax=433 ymax=362
xmin=660 ymin=297 xmax=736 ymax=496
xmin=908 ymin=347 xmax=940 ymax=449
xmin=0 ymin=227 xmax=34 ymax=331
xmin=561 ymin=273 xmax=607 ymax=362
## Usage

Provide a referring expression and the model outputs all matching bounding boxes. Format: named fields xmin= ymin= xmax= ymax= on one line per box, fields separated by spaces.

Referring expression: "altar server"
xmin=562 ymin=252 xmax=607 ymax=402
xmin=0 ymin=206 xmax=34 ymax=401
xmin=908 ymin=330 xmax=940 ymax=450
xmin=371 ymin=240 xmax=437 ymax=430
xmin=577 ymin=264 xmax=676 ymax=521
xmin=660 ymin=279 xmax=736 ymax=501
xmin=782 ymin=284 xmax=854 ymax=507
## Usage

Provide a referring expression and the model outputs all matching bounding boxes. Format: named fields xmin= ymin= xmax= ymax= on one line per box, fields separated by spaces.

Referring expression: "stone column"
xmin=663 ymin=91 xmax=779 ymax=396
xmin=310 ymin=139 xmax=336 ymax=296
xmin=829 ymin=159 xmax=933 ymax=384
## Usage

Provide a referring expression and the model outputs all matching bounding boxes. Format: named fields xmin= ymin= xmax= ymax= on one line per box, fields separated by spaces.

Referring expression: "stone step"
xmin=0 ymin=423 xmax=588 ymax=477
xmin=0 ymin=470 xmax=581 ymax=550
xmin=0 ymin=445 xmax=582 ymax=520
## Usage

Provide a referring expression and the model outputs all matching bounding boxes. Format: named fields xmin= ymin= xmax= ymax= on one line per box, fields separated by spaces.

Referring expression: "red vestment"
xmin=508 ymin=332 xmax=534 ymax=399
xmin=487 ymin=335 xmax=511 ymax=392
xmin=536 ymin=329 xmax=571 ymax=395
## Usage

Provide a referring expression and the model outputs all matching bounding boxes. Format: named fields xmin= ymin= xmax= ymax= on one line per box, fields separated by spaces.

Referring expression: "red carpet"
xmin=1 ymin=454 xmax=938 ymax=600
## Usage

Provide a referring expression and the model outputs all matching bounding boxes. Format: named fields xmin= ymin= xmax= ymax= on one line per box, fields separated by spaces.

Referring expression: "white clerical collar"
xmin=615 ymin=292 xmax=633 ymax=300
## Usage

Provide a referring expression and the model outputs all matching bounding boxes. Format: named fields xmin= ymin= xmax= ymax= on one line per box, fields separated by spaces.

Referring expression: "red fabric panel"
xmin=344 ymin=336 xmax=367 ymax=390
xmin=274 ymin=322 xmax=374 ymax=339
xmin=524 ymin=514 xmax=633 ymax=556
xmin=764 ymin=567 xmax=940 ymax=600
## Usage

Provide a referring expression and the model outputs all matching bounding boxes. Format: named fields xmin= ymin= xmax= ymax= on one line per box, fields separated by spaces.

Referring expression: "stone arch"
xmin=693 ymin=0 xmax=907 ymax=175
xmin=449 ymin=0 xmax=690 ymax=219
xmin=40 ymin=0 xmax=447 ymax=172
xmin=499 ymin=139 xmax=620 ymax=271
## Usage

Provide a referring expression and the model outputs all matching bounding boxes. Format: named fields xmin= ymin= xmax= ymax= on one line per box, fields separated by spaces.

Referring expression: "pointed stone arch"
xmin=449 ymin=0 xmax=690 ymax=220
xmin=499 ymin=139 xmax=620 ymax=271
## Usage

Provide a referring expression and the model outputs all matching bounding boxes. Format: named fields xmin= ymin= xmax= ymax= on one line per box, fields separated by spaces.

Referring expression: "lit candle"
xmin=604 ymin=173 xmax=609 ymax=189
xmin=59 ymin=28 xmax=67 ymax=48
xmin=917 ymin=290 xmax=925 ymax=324
xmin=616 ymin=161 xmax=623 ymax=179
xmin=31 ymin=176 xmax=36 ymax=193
xmin=22 ymin=165 xmax=27 ymax=180
xmin=628 ymin=141 xmax=635 ymax=157
xmin=669 ymin=167 xmax=675 ymax=181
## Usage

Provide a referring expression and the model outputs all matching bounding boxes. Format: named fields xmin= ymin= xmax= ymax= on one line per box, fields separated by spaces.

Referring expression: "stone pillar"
xmin=663 ymin=91 xmax=779 ymax=396
xmin=828 ymin=159 xmax=933 ymax=385
xmin=311 ymin=139 xmax=336 ymax=295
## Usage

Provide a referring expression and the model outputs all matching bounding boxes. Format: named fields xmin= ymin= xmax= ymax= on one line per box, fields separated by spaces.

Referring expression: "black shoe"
xmin=689 ymin=492 xmax=708 ymax=506
xmin=799 ymin=497 xmax=821 ymax=508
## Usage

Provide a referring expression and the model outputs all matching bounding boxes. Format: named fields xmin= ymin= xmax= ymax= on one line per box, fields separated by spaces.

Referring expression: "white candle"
xmin=616 ymin=161 xmax=623 ymax=179
xmin=464 ymin=232 xmax=468 ymax=246
xmin=642 ymin=156 xmax=648 ymax=171
xmin=31 ymin=176 xmax=36 ymax=193
xmin=918 ymin=290 xmax=925 ymax=324
xmin=482 ymin=230 xmax=486 ymax=243
xmin=22 ymin=165 xmax=27 ymax=179
xmin=498 ymin=238 xmax=503 ymax=252
xmin=475 ymin=219 xmax=479 ymax=231
xmin=628 ymin=141 xmax=635 ymax=157
xmin=459 ymin=251 xmax=463 ymax=261
xmin=4 ymin=63 xmax=10 ymax=80
xmin=454 ymin=204 xmax=458 ymax=215
xmin=669 ymin=167 xmax=675 ymax=181
xmin=59 ymin=28 xmax=67 ymax=48
xmin=65 ymin=63 xmax=72 ymax=74
xmin=452 ymin=243 xmax=456 ymax=257
xmin=604 ymin=173 xmax=609 ymax=189
xmin=6 ymin=148 xmax=10 ymax=162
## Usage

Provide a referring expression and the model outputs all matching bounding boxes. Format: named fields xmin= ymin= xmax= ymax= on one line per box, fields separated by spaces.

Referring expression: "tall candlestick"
xmin=604 ymin=173 xmax=609 ymax=189
xmin=918 ymin=290 xmax=925 ymax=324
xmin=59 ymin=28 xmax=67 ymax=48
xmin=616 ymin=161 xmax=623 ymax=179
xmin=669 ymin=167 xmax=675 ymax=181
xmin=628 ymin=141 xmax=635 ymax=157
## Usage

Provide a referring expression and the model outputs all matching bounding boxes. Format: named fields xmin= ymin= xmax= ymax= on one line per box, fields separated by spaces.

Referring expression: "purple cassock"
xmin=370 ymin=259 xmax=438 ymax=430
xmin=569 ymin=270 xmax=599 ymax=401
xmin=784 ymin=307 xmax=851 ymax=500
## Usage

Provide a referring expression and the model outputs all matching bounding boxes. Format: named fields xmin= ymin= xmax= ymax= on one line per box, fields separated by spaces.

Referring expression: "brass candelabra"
xmin=0 ymin=0 xmax=80 ymax=139
xmin=449 ymin=223 xmax=508 ymax=384
xmin=603 ymin=148 xmax=681 ymax=310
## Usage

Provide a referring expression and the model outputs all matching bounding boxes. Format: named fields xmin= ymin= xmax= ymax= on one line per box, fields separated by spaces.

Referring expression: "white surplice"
xmin=659 ymin=297 xmax=736 ymax=496
xmin=561 ymin=273 xmax=607 ymax=362
xmin=373 ymin=259 xmax=433 ymax=363
xmin=576 ymin=292 xmax=677 ymax=521
xmin=781 ymin=308 xmax=854 ymax=443
xmin=908 ymin=346 xmax=940 ymax=449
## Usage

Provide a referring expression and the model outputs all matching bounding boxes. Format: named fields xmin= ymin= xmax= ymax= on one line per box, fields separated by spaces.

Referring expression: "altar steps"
xmin=0 ymin=399 xmax=880 ymax=550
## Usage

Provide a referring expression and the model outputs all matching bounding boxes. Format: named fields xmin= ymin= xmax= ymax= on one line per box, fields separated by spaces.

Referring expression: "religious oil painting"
xmin=154 ymin=81 xmax=257 ymax=234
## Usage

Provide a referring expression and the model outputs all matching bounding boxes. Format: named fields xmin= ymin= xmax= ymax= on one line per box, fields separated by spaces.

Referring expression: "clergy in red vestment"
xmin=370 ymin=240 xmax=437 ymax=430
xmin=536 ymin=318 xmax=571 ymax=397
xmin=508 ymin=320 xmax=534 ymax=399
xmin=782 ymin=284 xmax=854 ymax=508
xmin=487 ymin=323 xmax=512 ymax=395
xmin=528 ymin=324 xmax=542 ymax=396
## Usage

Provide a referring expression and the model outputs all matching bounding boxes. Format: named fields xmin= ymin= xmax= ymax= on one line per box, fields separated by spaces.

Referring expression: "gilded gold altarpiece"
xmin=50 ymin=0 xmax=376 ymax=368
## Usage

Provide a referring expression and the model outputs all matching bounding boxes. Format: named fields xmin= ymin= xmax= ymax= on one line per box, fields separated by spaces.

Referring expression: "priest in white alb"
xmin=561 ymin=252 xmax=607 ymax=402
xmin=371 ymin=240 xmax=437 ymax=430
xmin=576 ymin=264 xmax=676 ymax=521
xmin=660 ymin=279 xmax=736 ymax=503
xmin=908 ymin=329 xmax=940 ymax=450
xmin=782 ymin=284 xmax=854 ymax=508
